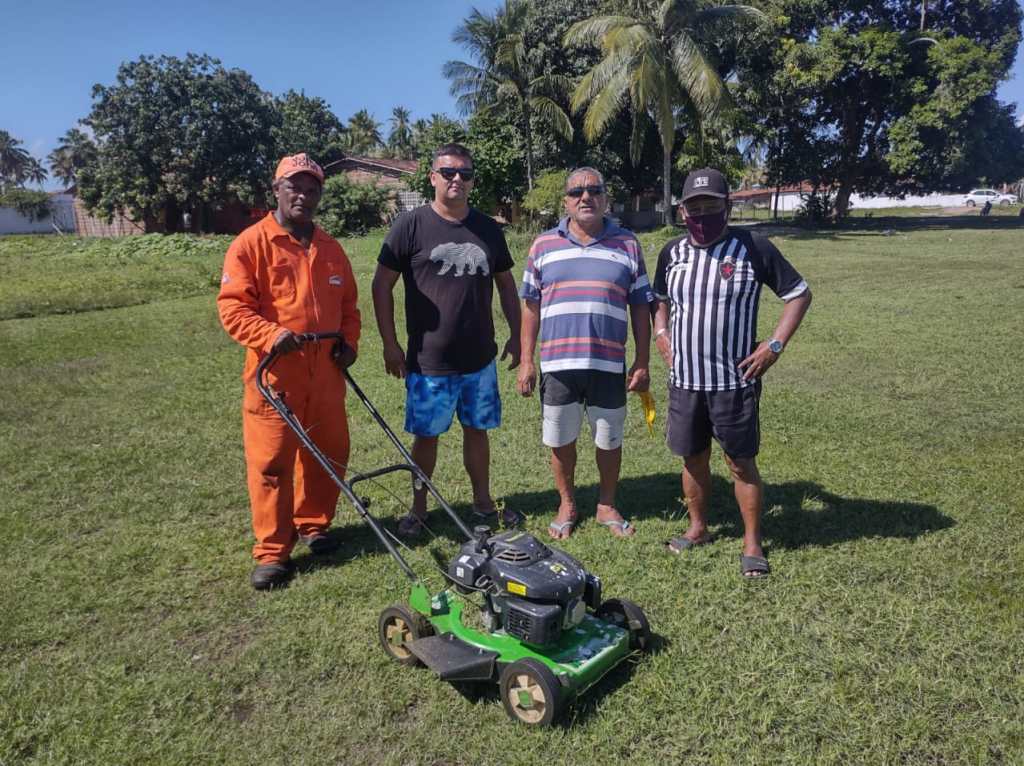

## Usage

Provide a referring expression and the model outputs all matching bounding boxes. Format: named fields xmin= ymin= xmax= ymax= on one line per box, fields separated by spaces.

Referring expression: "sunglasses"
xmin=434 ymin=167 xmax=475 ymax=181
xmin=566 ymin=185 xmax=605 ymax=198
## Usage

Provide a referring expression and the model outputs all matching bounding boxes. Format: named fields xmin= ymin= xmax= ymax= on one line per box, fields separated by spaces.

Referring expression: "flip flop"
xmin=474 ymin=505 xmax=524 ymax=529
xmin=666 ymin=535 xmax=712 ymax=554
xmin=397 ymin=513 xmax=427 ymax=538
xmin=547 ymin=519 xmax=576 ymax=540
xmin=597 ymin=518 xmax=635 ymax=538
xmin=740 ymin=554 xmax=771 ymax=578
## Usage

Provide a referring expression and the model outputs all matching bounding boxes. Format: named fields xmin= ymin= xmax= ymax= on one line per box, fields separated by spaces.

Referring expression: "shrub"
xmin=0 ymin=189 xmax=52 ymax=221
xmin=317 ymin=175 xmax=391 ymax=237
xmin=521 ymin=170 xmax=570 ymax=228
xmin=795 ymin=189 xmax=838 ymax=225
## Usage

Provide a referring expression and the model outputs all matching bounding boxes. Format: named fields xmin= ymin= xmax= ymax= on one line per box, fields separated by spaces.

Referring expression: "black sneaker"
xmin=250 ymin=561 xmax=294 ymax=591
xmin=300 ymin=532 xmax=340 ymax=556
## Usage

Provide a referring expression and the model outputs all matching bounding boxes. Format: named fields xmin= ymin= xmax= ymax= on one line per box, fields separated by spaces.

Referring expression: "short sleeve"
xmin=520 ymin=239 xmax=542 ymax=302
xmin=378 ymin=212 xmax=413 ymax=272
xmin=747 ymin=233 xmax=808 ymax=300
xmin=490 ymin=227 xmax=514 ymax=274
xmin=652 ymin=238 xmax=679 ymax=300
xmin=626 ymin=235 xmax=654 ymax=305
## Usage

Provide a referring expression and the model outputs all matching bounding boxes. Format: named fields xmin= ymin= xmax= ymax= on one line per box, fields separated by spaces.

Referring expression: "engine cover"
xmin=450 ymin=530 xmax=592 ymax=646
xmin=481 ymin=530 xmax=587 ymax=606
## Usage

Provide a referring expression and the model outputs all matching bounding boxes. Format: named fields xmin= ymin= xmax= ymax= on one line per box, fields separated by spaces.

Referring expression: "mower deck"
xmin=408 ymin=585 xmax=632 ymax=694
xmin=407 ymin=634 xmax=499 ymax=682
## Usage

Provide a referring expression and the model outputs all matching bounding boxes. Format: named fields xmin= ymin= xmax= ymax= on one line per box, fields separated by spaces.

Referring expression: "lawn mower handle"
xmin=255 ymin=332 xmax=476 ymax=567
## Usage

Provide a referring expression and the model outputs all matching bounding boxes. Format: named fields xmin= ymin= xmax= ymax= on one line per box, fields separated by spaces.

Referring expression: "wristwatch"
xmin=768 ymin=338 xmax=784 ymax=354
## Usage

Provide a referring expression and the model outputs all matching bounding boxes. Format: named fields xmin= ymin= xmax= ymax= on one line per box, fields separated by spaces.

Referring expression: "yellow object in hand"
xmin=638 ymin=391 xmax=656 ymax=435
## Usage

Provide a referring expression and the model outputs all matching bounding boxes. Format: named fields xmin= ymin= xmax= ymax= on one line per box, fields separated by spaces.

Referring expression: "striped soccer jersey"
xmin=653 ymin=229 xmax=808 ymax=391
xmin=521 ymin=218 xmax=653 ymax=373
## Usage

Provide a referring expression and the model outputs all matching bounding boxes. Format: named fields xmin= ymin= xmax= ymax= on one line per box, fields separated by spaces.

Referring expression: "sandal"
xmin=473 ymin=505 xmax=523 ymax=529
xmin=740 ymin=554 xmax=771 ymax=578
xmin=547 ymin=518 xmax=577 ymax=540
xmin=597 ymin=518 xmax=635 ymax=538
xmin=397 ymin=512 xmax=427 ymax=538
xmin=666 ymin=535 xmax=712 ymax=554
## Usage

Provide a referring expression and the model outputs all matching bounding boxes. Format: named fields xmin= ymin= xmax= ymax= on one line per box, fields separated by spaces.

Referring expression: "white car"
xmin=963 ymin=188 xmax=1016 ymax=206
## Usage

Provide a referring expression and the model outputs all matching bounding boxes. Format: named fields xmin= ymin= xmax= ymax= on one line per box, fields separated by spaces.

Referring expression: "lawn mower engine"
xmin=448 ymin=527 xmax=602 ymax=648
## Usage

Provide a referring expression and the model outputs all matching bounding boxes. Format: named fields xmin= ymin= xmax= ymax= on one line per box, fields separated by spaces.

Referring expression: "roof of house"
xmin=324 ymin=155 xmax=417 ymax=175
xmin=731 ymin=182 xmax=818 ymax=200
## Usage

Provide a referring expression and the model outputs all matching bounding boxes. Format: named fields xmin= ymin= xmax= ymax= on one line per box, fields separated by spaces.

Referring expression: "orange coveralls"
xmin=218 ymin=213 xmax=361 ymax=563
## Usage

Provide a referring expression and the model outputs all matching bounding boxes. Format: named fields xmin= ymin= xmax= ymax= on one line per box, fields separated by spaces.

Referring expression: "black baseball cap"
xmin=680 ymin=168 xmax=729 ymax=202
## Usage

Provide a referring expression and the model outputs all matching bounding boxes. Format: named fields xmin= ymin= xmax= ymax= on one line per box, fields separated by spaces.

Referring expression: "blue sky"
xmin=2 ymin=0 xmax=1022 ymax=191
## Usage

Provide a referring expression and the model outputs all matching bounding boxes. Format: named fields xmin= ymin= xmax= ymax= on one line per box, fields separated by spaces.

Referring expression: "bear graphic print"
xmin=429 ymin=242 xmax=490 ymax=276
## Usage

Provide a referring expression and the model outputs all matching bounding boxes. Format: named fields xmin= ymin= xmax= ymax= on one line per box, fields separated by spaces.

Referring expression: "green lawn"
xmin=1 ymin=221 xmax=1022 ymax=765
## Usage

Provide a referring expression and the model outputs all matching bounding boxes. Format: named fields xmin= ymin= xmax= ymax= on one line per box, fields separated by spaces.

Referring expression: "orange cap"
xmin=274 ymin=153 xmax=324 ymax=184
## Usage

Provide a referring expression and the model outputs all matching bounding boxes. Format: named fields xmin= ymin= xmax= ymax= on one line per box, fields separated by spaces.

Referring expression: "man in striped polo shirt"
xmin=518 ymin=167 xmax=653 ymax=539
xmin=653 ymin=168 xmax=811 ymax=578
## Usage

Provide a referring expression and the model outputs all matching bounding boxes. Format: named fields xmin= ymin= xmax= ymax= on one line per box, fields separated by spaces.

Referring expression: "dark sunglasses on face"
xmin=566 ymin=185 xmax=605 ymax=198
xmin=435 ymin=167 xmax=475 ymax=181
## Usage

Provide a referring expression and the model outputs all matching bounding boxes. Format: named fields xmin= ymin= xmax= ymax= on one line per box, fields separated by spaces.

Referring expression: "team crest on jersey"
xmin=328 ymin=275 xmax=343 ymax=286
xmin=719 ymin=255 xmax=736 ymax=281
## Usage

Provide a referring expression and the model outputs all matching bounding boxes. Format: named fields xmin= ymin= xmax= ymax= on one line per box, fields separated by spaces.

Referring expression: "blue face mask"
xmin=684 ymin=210 xmax=728 ymax=246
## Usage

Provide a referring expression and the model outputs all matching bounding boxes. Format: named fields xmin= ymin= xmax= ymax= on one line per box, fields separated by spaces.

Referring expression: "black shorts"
xmin=539 ymin=369 xmax=626 ymax=409
xmin=666 ymin=381 xmax=761 ymax=459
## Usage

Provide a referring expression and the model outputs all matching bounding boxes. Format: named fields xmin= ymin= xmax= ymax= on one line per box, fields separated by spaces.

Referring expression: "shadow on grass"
xmin=293 ymin=471 xmax=951 ymax=576
xmin=501 ymin=473 xmax=952 ymax=551
xmin=753 ymin=479 xmax=951 ymax=550
xmin=291 ymin=500 xmax=483 ymax=575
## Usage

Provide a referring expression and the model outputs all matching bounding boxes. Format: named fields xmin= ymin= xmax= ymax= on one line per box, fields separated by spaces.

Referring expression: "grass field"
xmin=2 ymin=218 xmax=1023 ymax=765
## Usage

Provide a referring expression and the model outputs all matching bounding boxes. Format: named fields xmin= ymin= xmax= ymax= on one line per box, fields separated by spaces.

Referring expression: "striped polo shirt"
xmin=521 ymin=217 xmax=653 ymax=373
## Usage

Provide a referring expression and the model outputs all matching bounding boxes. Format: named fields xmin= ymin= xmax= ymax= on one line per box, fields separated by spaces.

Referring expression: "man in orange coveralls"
xmin=218 ymin=153 xmax=360 ymax=590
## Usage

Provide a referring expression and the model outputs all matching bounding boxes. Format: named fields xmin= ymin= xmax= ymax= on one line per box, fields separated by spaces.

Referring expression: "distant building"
xmin=324 ymin=154 xmax=425 ymax=213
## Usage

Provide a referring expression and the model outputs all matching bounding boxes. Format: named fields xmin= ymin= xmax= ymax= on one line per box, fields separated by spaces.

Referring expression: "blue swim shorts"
xmin=405 ymin=359 xmax=502 ymax=437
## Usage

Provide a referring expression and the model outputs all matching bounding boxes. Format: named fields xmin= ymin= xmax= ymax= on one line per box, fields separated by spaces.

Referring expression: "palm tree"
xmin=444 ymin=0 xmax=572 ymax=189
xmin=0 ymin=130 xmax=31 ymax=189
xmin=387 ymin=106 xmax=414 ymax=158
xmin=48 ymin=128 xmax=98 ymax=188
xmin=345 ymin=109 xmax=383 ymax=156
xmin=23 ymin=157 xmax=48 ymax=187
xmin=566 ymin=0 xmax=763 ymax=224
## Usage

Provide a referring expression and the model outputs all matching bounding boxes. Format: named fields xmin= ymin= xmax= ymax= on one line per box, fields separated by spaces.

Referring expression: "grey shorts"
xmin=540 ymin=369 xmax=627 ymax=450
xmin=666 ymin=381 xmax=761 ymax=459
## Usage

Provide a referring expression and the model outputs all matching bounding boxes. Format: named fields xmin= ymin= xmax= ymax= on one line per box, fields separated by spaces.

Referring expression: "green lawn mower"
xmin=257 ymin=332 xmax=652 ymax=726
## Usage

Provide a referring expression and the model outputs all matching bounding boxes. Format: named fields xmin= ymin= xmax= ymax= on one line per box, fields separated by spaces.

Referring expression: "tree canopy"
xmin=1 ymin=130 xmax=48 ymax=191
xmin=45 ymin=1 xmax=1024 ymax=230
xmin=735 ymin=0 xmax=1024 ymax=217
xmin=47 ymin=128 xmax=97 ymax=189
xmin=566 ymin=0 xmax=764 ymax=224
xmin=444 ymin=0 xmax=572 ymax=190
xmin=273 ymin=90 xmax=347 ymax=167
xmin=78 ymin=54 xmax=278 ymax=229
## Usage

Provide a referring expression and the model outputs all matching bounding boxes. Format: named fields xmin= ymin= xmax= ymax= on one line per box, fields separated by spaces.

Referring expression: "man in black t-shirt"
xmin=652 ymin=168 xmax=812 ymax=578
xmin=372 ymin=143 xmax=522 ymax=536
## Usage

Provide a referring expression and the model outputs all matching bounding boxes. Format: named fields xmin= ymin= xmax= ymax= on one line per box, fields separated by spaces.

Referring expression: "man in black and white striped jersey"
xmin=652 ymin=168 xmax=811 ymax=578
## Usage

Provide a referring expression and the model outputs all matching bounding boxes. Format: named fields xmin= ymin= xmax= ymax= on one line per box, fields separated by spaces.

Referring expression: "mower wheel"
xmin=499 ymin=658 xmax=564 ymax=727
xmin=378 ymin=604 xmax=432 ymax=667
xmin=596 ymin=598 xmax=651 ymax=652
